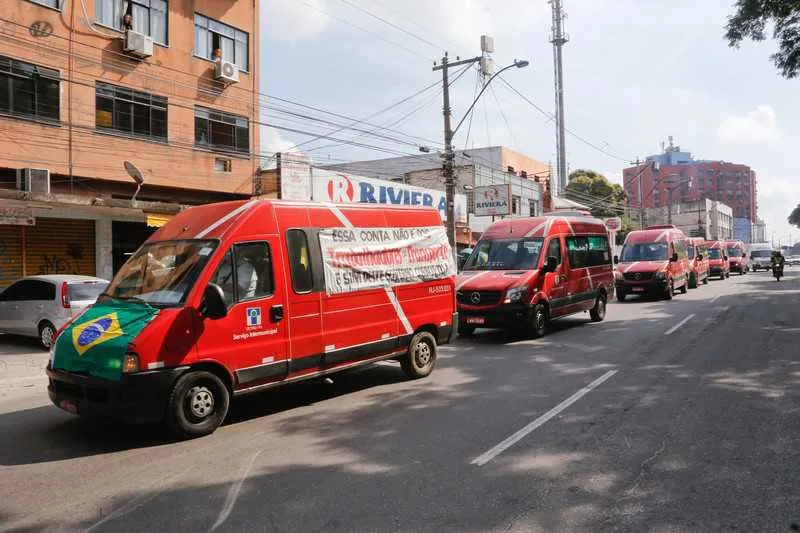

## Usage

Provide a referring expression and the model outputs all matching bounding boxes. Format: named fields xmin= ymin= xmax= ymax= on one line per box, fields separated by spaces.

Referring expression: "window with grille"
xmin=96 ymin=82 xmax=167 ymax=140
xmin=96 ymin=0 xmax=168 ymax=45
xmin=195 ymin=106 xmax=249 ymax=153
xmin=194 ymin=14 xmax=249 ymax=71
xmin=0 ymin=55 xmax=60 ymax=122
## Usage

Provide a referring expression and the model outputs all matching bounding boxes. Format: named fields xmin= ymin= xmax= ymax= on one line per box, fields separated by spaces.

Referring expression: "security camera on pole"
xmin=433 ymin=36 xmax=528 ymax=261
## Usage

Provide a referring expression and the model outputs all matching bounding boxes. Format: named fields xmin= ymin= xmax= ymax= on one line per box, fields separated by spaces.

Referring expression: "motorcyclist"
xmin=771 ymin=250 xmax=785 ymax=271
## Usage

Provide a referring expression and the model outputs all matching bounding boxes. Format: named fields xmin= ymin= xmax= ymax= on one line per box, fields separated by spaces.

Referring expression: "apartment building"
xmin=0 ymin=0 xmax=259 ymax=286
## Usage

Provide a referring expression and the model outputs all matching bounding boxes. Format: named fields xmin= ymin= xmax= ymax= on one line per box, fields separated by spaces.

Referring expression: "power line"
xmin=333 ymin=0 xmax=442 ymax=51
xmin=489 ymin=83 xmax=518 ymax=149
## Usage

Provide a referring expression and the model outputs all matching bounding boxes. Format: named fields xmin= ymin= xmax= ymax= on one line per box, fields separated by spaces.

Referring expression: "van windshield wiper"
xmin=99 ymin=293 xmax=154 ymax=308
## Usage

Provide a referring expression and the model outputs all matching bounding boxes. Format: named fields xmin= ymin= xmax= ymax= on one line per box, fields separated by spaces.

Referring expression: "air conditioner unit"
xmin=215 ymin=60 xmax=240 ymax=84
xmin=16 ymin=168 xmax=51 ymax=195
xmin=124 ymin=30 xmax=153 ymax=58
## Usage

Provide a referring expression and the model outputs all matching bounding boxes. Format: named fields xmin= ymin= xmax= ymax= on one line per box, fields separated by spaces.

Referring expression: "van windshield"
xmin=620 ymin=243 xmax=668 ymax=262
xmin=751 ymin=250 xmax=772 ymax=258
xmin=687 ymin=245 xmax=695 ymax=260
xmin=103 ymin=240 xmax=217 ymax=308
xmin=708 ymin=248 xmax=722 ymax=259
xmin=727 ymin=247 xmax=740 ymax=257
xmin=463 ymin=238 xmax=544 ymax=271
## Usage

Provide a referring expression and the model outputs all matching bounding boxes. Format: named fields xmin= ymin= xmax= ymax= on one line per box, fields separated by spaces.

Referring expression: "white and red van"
xmin=706 ymin=240 xmax=730 ymax=279
xmin=615 ymin=225 xmax=691 ymax=300
xmin=47 ymin=200 xmax=456 ymax=437
xmin=456 ymin=215 xmax=615 ymax=337
xmin=725 ymin=240 xmax=749 ymax=274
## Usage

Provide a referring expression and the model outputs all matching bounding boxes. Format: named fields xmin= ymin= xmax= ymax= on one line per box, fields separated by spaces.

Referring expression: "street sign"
xmin=604 ymin=217 xmax=622 ymax=231
xmin=474 ymin=184 xmax=512 ymax=217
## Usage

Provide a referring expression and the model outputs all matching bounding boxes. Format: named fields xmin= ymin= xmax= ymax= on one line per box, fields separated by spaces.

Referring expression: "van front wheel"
xmin=166 ymin=371 xmax=230 ymax=439
xmin=401 ymin=331 xmax=437 ymax=379
xmin=531 ymin=303 xmax=548 ymax=338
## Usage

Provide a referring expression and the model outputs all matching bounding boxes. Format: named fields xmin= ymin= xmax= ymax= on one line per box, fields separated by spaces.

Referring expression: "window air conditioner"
xmin=124 ymin=30 xmax=153 ymax=58
xmin=16 ymin=168 xmax=51 ymax=195
xmin=215 ymin=60 xmax=240 ymax=84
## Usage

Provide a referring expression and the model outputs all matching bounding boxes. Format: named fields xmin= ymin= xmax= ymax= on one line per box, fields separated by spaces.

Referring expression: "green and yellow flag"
xmin=53 ymin=301 xmax=159 ymax=381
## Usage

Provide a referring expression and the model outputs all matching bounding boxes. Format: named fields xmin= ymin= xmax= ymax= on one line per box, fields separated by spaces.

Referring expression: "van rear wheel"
xmin=401 ymin=331 xmax=437 ymax=379
xmin=165 ymin=371 xmax=230 ymax=439
xmin=589 ymin=293 xmax=606 ymax=322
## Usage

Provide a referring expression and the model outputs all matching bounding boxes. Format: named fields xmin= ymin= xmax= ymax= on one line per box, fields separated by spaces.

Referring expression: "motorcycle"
xmin=773 ymin=264 xmax=784 ymax=281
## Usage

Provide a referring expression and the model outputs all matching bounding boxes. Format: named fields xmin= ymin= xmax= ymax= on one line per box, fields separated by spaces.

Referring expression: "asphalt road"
xmin=0 ymin=270 xmax=798 ymax=533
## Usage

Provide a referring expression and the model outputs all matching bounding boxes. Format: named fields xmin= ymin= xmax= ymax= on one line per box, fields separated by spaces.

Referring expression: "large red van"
xmin=725 ymin=240 xmax=749 ymax=274
xmin=686 ymin=237 xmax=710 ymax=288
xmin=46 ymin=200 xmax=457 ymax=437
xmin=456 ymin=215 xmax=615 ymax=338
xmin=706 ymin=241 xmax=730 ymax=279
xmin=614 ymin=225 xmax=691 ymax=300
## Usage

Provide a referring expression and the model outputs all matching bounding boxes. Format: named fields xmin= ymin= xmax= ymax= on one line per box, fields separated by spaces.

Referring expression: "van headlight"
xmin=614 ymin=270 xmax=624 ymax=281
xmin=655 ymin=271 xmax=667 ymax=280
xmin=504 ymin=286 xmax=528 ymax=304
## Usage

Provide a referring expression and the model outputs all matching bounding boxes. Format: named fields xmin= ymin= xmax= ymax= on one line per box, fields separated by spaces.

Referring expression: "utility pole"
xmin=550 ymin=0 xmax=569 ymax=195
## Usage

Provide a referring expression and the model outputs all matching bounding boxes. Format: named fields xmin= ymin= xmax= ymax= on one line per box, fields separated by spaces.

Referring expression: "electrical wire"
xmin=333 ymin=0 xmax=442 ymax=51
xmin=462 ymin=68 xmax=481 ymax=151
xmin=489 ymin=83 xmax=518 ymax=149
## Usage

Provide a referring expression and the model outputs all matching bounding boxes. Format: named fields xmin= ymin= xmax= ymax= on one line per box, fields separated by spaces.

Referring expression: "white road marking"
xmin=471 ymin=370 xmax=618 ymax=466
xmin=710 ymin=294 xmax=721 ymax=304
xmin=664 ymin=314 xmax=695 ymax=336
xmin=83 ymin=468 xmax=191 ymax=533
xmin=211 ymin=451 xmax=262 ymax=531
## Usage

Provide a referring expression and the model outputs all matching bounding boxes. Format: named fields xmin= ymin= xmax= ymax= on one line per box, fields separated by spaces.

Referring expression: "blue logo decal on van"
xmin=246 ymin=307 xmax=261 ymax=328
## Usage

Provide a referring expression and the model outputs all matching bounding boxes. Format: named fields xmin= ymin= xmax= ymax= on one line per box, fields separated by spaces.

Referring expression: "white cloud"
xmin=603 ymin=170 xmax=622 ymax=185
xmin=717 ymin=105 xmax=780 ymax=144
xmin=264 ymin=0 xmax=330 ymax=41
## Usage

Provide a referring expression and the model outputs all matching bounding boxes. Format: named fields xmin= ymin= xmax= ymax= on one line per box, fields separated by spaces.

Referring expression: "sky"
xmin=260 ymin=0 xmax=800 ymax=245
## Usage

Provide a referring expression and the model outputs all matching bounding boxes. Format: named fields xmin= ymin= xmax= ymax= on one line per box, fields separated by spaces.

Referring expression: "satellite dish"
xmin=124 ymin=161 xmax=144 ymax=205
xmin=124 ymin=161 xmax=144 ymax=185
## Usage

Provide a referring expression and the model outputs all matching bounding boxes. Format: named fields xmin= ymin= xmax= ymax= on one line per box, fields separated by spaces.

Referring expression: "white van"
xmin=749 ymin=243 xmax=774 ymax=271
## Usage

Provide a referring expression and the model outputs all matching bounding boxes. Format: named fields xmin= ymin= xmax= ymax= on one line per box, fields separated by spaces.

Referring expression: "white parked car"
xmin=0 ymin=275 xmax=108 ymax=349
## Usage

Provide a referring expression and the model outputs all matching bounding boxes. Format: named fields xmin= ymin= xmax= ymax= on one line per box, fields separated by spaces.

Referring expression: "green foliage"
xmin=789 ymin=203 xmax=800 ymax=228
xmin=564 ymin=169 xmax=627 ymax=219
xmin=726 ymin=0 xmax=800 ymax=78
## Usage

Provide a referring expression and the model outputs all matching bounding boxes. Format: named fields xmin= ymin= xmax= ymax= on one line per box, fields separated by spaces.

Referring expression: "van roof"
xmin=480 ymin=215 xmax=607 ymax=240
xmin=148 ymin=199 xmax=444 ymax=242
xmin=624 ymin=226 xmax=686 ymax=244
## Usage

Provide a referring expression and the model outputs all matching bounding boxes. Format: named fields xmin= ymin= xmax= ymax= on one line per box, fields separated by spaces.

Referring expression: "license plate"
xmin=466 ymin=317 xmax=485 ymax=325
xmin=59 ymin=400 xmax=78 ymax=414
xmin=631 ymin=287 xmax=645 ymax=293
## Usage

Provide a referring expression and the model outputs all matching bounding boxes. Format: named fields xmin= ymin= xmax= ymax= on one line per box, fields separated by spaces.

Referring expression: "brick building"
xmin=623 ymin=139 xmax=757 ymax=240
xmin=0 ymin=0 xmax=260 ymax=287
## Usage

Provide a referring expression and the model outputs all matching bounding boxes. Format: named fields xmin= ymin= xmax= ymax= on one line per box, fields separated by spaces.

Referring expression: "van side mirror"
xmin=723 ymin=255 xmax=728 ymax=261
xmin=613 ymin=255 xmax=619 ymax=264
xmin=543 ymin=256 xmax=558 ymax=273
xmin=200 ymin=283 xmax=228 ymax=320
xmin=742 ymin=253 xmax=747 ymax=258
xmin=697 ymin=254 xmax=703 ymax=261
xmin=671 ymin=252 xmax=679 ymax=262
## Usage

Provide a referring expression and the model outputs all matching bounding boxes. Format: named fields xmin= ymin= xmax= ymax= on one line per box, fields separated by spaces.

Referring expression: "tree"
xmin=789 ymin=203 xmax=800 ymax=228
xmin=725 ymin=0 xmax=800 ymax=79
xmin=564 ymin=169 xmax=627 ymax=219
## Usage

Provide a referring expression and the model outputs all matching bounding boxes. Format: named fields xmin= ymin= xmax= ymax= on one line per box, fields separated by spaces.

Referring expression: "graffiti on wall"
xmin=35 ymin=243 xmax=85 ymax=276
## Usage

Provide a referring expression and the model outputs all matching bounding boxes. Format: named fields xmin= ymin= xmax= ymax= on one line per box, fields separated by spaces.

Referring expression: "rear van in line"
xmin=686 ymin=237 xmax=709 ymax=288
xmin=614 ymin=225 xmax=691 ymax=301
xmin=749 ymin=243 xmax=774 ymax=271
xmin=725 ymin=240 xmax=749 ymax=274
xmin=706 ymin=241 xmax=730 ymax=279
xmin=46 ymin=200 xmax=457 ymax=437
xmin=456 ymin=215 xmax=615 ymax=338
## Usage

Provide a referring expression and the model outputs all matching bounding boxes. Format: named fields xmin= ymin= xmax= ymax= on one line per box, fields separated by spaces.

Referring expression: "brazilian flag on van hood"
xmin=52 ymin=301 xmax=159 ymax=381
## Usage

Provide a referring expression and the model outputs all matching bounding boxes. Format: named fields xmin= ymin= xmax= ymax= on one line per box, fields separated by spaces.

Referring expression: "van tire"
xmin=39 ymin=321 xmax=57 ymax=350
xmin=702 ymin=275 xmax=709 ymax=285
xmin=165 ymin=371 xmax=230 ymax=439
xmin=680 ymin=280 xmax=688 ymax=294
xmin=531 ymin=303 xmax=548 ymax=338
xmin=457 ymin=323 xmax=476 ymax=336
xmin=617 ymin=291 xmax=627 ymax=302
xmin=665 ymin=280 xmax=674 ymax=300
xmin=401 ymin=332 xmax=437 ymax=379
xmin=689 ymin=273 xmax=697 ymax=289
xmin=589 ymin=293 xmax=606 ymax=322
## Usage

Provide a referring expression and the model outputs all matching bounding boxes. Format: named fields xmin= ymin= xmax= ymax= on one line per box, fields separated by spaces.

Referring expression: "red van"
xmin=615 ymin=225 xmax=691 ymax=300
xmin=725 ymin=240 xmax=749 ymax=274
xmin=456 ymin=216 xmax=614 ymax=338
xmin=706 ymin=241 xmax=730 ymax=279
xmin=686 ymin=237 xmax=709 ymax=288
xmin=47 ymin=200 xmax=457 ymax=437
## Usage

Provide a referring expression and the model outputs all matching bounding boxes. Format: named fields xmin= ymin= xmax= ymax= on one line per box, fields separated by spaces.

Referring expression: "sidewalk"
xmin=0 ymin=336 xmax=50 ymax=396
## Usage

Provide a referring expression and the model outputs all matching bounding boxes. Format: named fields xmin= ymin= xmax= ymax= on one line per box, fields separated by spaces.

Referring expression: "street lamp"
xmin=438 ymin=58 xmax=529 ymax=257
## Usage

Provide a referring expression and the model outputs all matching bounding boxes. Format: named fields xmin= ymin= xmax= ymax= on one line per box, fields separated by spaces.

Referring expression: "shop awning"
xmin=145 ymin=213 xmax=173 ymax=228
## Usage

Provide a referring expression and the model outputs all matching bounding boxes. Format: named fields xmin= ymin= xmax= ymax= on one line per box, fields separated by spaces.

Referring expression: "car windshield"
xmin=68 ymin=282 xmax=109 ymax=302
xmin=620 ymin=242 xmax=668 ymax=262
xmin=751 ymin=250 xmax=772 ymax=258
xmin=463 ymin=238 xmax=544 ymax=271
xmin=103 ymin=240 xmax=217 ymax=308
xmin=708 ymin=248 xmax=722 ymax=259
